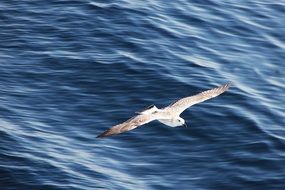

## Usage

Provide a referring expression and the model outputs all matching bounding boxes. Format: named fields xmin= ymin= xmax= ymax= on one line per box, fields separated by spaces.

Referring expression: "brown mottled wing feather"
xmin=96 ymin=114 xmax=157 ymax=138
xmin=165 ymin=83 xmax=231 ymax=115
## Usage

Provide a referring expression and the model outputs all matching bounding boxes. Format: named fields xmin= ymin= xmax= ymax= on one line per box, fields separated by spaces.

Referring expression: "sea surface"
xmin=0 ymin=0 xmax=284 ymax=189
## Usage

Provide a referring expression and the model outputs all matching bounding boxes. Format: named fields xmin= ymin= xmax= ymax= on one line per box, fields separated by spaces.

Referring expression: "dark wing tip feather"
xmin=205 ymin=82 xmax=231 ymax=96
xmin=220 ymin=82 xmax=231 ymax=93
xmin=211 ymin=82 xmax=231 ymax=92
xmin=223 ymin=82 xmax=231 ymax=89
xmin=96 ymin=129 xmax=114 ymax=138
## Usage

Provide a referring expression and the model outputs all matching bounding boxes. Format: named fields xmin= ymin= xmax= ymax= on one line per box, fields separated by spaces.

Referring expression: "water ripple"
xmin=0 ymin=0 xmax=284 ymax=189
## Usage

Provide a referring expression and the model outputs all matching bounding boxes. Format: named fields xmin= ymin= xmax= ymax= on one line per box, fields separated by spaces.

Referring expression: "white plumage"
xmin=97 ymin=83 xmax=231 ymax=138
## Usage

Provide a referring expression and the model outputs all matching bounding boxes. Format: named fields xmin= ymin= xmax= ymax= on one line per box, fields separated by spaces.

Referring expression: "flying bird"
xmin=97 ymin=83 xmax=231 ymax=138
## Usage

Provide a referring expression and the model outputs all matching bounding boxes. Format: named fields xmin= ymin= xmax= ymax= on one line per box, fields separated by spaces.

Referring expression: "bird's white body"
xmin=138 ymin=105 xmax=185 ymax=127
xmin=158 ymin=117 xmax=185 ymax=127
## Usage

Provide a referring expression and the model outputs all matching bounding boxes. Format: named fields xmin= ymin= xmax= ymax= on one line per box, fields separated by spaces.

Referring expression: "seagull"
xmin=97 ymin=83 xmax=230 ymax=138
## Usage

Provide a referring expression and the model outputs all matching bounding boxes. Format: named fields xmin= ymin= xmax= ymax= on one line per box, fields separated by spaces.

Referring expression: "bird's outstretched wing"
xmin=165 ymin=83 xmax=231 ymax=116
xmin=97 ymin=113 xmax=161 ymax=138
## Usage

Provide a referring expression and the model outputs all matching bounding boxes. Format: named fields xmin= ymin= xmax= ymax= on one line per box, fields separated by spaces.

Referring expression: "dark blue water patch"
xmin=0 ymin=0 xmax=285 ymax=189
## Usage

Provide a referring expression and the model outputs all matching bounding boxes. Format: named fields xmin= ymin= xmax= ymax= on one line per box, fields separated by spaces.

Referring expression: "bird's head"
xmin=177 ymin=117 xmax=187 ymax=127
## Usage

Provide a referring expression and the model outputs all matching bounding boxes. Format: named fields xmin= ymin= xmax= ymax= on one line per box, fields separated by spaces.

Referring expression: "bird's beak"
xmin=183 ymin=123 xmax=187 ymax=127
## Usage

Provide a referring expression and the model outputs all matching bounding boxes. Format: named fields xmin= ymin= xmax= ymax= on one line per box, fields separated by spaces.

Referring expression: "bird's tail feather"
xmin=135 ymin=105 xmax=158 ymax=115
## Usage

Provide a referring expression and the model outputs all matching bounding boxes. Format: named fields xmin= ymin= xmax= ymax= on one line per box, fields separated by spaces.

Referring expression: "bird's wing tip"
xmin=96 ymin=134 xmax=104 ymax=138
xmin=226 ymin=81 xmax=232 ymax=87
xmin=222 ymin=82 xmax=232 ymax=90
xmin=96 ymin=130 xmax=112 ymax=138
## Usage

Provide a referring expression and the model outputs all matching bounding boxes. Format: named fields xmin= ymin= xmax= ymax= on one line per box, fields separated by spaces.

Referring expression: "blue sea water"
xmin=0 ymin=0 xmax=284 ymax=189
